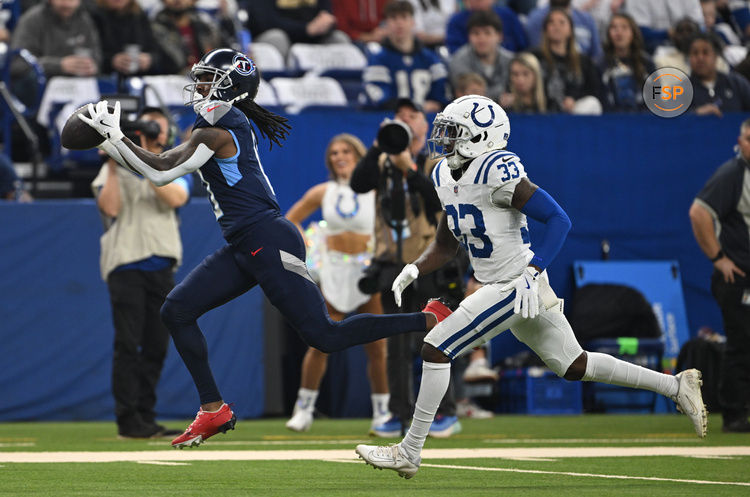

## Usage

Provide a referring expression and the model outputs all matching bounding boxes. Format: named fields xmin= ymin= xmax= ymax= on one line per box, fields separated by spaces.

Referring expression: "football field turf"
xmin=1 ymin=414 xmax=749 ymax=496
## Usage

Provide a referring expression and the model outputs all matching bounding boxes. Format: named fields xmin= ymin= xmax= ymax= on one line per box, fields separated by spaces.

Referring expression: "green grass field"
xmin=1 ymin=414 xmax=749 ymax=496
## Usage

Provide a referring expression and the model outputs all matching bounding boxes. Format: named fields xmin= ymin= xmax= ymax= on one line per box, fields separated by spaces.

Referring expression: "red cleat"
xmin=171 ymin=403 xmax=236 ymax=448
xmin=422 ymin=298 xmax=453 ymax=323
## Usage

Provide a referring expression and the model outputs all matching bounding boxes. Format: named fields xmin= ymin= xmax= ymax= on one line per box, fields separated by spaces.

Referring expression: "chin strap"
xmin=446 ymin=155 xmax=469 ymax=170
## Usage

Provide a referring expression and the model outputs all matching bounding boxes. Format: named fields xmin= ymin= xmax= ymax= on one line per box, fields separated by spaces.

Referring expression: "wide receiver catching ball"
xmin=60 ymin=104 xmax=115 ymax=150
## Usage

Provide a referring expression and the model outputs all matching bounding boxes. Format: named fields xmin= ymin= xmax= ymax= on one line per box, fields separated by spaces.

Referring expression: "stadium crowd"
xmin=2 ymin=0 xmax=750 ymax=120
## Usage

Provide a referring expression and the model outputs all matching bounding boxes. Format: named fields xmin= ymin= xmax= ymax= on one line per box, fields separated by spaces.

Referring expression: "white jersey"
xmin=431 ymin=149 xmax=533 ymax=285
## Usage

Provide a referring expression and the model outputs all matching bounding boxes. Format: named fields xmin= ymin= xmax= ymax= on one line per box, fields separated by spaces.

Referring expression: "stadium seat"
xmin=132 ymin=74 xmax=191 ymax=107
xmin=256 ymin=78 xmax=279 ymax=107
xmin=248 ymin=42 xmax=287 ymax=78
xmin=39 ymin=76 xmax=121 ymax=171
xmin=288 ymin=43 xmax=367 ymax=75
xmin=270 ymin=75 xmax=347 ymax=112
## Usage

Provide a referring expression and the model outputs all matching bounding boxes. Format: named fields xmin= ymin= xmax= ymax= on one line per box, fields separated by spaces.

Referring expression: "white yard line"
xmin=1 ymin=446 xmax=749 ymax=463
xmin=416 ymin=462 xmax=750 ymax=488
xmin=482 ymin=438 xmax=697 ymax=444
xmin=136 ymin=461 xmax=191 ymax=466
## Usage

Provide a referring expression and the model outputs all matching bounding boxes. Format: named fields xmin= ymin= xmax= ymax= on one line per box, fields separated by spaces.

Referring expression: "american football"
xmin=60 ymin=104 xmax=112 ymax=150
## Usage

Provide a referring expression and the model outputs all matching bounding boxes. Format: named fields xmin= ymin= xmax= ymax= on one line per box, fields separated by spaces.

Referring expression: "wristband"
xmin=710 ymin=249 xmax=724 ymax=262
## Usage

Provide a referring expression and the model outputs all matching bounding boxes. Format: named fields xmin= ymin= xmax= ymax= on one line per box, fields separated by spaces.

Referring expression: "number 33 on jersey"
xmin=431 ymin=149 xmax=534 ymax=285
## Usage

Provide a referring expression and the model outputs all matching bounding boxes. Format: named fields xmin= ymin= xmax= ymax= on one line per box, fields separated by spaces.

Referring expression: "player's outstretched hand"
xmin=500 ymin=266 xmax=540 ymax=319
xmin=392 ymin=263 xmax=419 ymax=307
xmin=78 ymin=100 xmax=124 ymax=142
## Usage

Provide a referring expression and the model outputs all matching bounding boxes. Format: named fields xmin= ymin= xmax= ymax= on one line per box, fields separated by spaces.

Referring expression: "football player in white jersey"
xmin=355 ymin=95 xmax=708 ymax=479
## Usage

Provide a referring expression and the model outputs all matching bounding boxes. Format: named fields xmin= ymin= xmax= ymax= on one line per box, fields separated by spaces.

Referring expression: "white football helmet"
xmin=428 ymin=95 xmax=510 ymax=170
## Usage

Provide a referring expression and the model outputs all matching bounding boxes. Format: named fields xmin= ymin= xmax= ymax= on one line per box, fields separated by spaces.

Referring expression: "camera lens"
xmin=377 ymin=120 xmax=412 ymax=154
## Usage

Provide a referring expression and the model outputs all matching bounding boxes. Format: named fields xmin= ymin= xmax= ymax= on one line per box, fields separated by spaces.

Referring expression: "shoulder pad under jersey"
xmin=472 ymin=149 xmax=526 ymax=186
xmin=194 ymin=100 xmax=233 ymax=125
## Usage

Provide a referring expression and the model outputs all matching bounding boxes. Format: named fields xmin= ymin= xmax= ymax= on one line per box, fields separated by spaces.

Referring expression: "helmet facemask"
xmin=428 ymin=116 xmax=474 ymax=170
xmin=183 ymin=64 xmax=234 ymax=107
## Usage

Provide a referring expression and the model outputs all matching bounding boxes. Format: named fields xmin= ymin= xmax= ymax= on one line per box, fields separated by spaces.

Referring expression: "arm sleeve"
xmin=110 ymin=139 xmax=213 ymax=186
xmin=520 ymin=188 xmax=572 ymax=270
xmin=350 ymin=145 xmax=382 ymax=193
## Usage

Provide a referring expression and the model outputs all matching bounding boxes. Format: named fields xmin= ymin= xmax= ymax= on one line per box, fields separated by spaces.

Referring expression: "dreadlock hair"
xmin=235 ymin=99 xmax=291 ymax=150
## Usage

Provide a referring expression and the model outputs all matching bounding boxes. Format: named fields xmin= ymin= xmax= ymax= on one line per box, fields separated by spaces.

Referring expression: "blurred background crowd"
xmin=2 ymin=0 xmax=750 ymax=199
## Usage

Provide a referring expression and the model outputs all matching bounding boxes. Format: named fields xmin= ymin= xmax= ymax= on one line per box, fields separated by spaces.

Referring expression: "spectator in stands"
xmin=0 ymin=153 xmax=31 ymax=202
xmin=445 ymin=0 xmax=527 ymax=54
xmin=651 ymin=18 xmax=728 ymax=76
xmin=362 ymin=1 xmax=448 ymax=112
xmin=625 ymin=0 xmax=704 ymax=53
xmin=500 ymin=52 xmax=548 ymax=113
xmin=453 ymin=72 xmax=488 ymax=98
xmin=89 ymin=0 xmax=165 ymax=76
xmin=532 ymin=8 xmax=601 ymax=114
xmin=284 ymin=134 xmax=391 ymax=434
xmin=448 ymin=11 xmax=513 ymax=102
xmin=525 ymin=0 xmax=602 ymax=62
xmin=332 ymin=0 xmax=388 ymax=44
xmin=600 ymin=13 xmax=654 ymax=112
xmin=11 ymin=0 xmax=101 ymax=77
xmin=689 ymin=33 xmax=750 ymax=116
xmin=407 ymin=0 xmax=457 ymax=48
xmin=689 ymin=117 xmax=750 ymax=433
xmin=715 ymin=0 xmax=750 ymax=41
xmin=151 ymin=0 xmax=221 ymax=74
xmin=91 ymin=107 xmax=191 ymax=439
xmin=246 ymin=0 xmax=349 ymax=61
xmin=702 ymin=0 xmax=743 ymax=47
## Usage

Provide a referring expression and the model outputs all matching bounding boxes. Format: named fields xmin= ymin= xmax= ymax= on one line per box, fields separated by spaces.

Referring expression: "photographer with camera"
xmin=351 ymin=98 xmax=463 ymax=438
xmin=91 ymin=106 xmax=191 ymax=439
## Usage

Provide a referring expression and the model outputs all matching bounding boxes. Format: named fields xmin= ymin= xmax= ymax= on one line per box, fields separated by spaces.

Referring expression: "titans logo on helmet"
xmin=233 ymin=53 xmax=256 ymax=76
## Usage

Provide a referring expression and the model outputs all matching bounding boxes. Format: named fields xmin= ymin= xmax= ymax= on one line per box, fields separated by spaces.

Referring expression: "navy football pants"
xmin=160 ymin=216 xmax=426 ymax=404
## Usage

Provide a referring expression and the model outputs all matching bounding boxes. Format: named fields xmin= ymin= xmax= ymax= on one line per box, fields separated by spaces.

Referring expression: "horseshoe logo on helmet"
xmin=470 ymin=102 xmax=495 ymax=128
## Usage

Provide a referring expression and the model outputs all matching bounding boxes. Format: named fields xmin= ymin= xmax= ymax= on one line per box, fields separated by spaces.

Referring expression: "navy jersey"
xmin=193 ymin=103 xmax=281 ymax=242
xmin=362 ymin=38 xmax=448 ymax=108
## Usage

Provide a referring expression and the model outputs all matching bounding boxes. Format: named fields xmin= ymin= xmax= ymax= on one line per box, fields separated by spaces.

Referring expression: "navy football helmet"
xmin=183 ymin=48 xmax=260 ymax=106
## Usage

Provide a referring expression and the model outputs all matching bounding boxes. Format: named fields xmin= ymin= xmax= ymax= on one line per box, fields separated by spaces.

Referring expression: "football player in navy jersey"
xmin=80 ymin=48 xmax=450 ymax=448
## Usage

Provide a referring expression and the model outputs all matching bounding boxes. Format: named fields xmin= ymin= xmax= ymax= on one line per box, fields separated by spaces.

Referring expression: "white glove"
xmin=500 ymin=266 xmax=540 ymax=319
xmin=78 ymin=100 xmax=124 ymax=142
xmin=392 ymin=263 xmax=419 ymax=307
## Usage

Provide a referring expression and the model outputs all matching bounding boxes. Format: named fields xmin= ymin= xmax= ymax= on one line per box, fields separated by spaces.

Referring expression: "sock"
xmin=202 ymin=403 xmax=226 ymax=413
xmin=295 ymin=388 xmax=318 ymax=412
xmin=400 ymin=362 xmax=451 ymax=461
xmin=582 ymin=352 xmax=678 ymax=397
xmin=371 ymin=393 xmax=390 ymax=419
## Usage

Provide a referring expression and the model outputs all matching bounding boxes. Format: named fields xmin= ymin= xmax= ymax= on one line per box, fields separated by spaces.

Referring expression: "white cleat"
xmin=285 ymin=409 xmax=313 ymax=432
xmin=672 ymin=368 xmax=708 ymax=438
xmin=355 ymin=444 xmax=420 ymax=479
